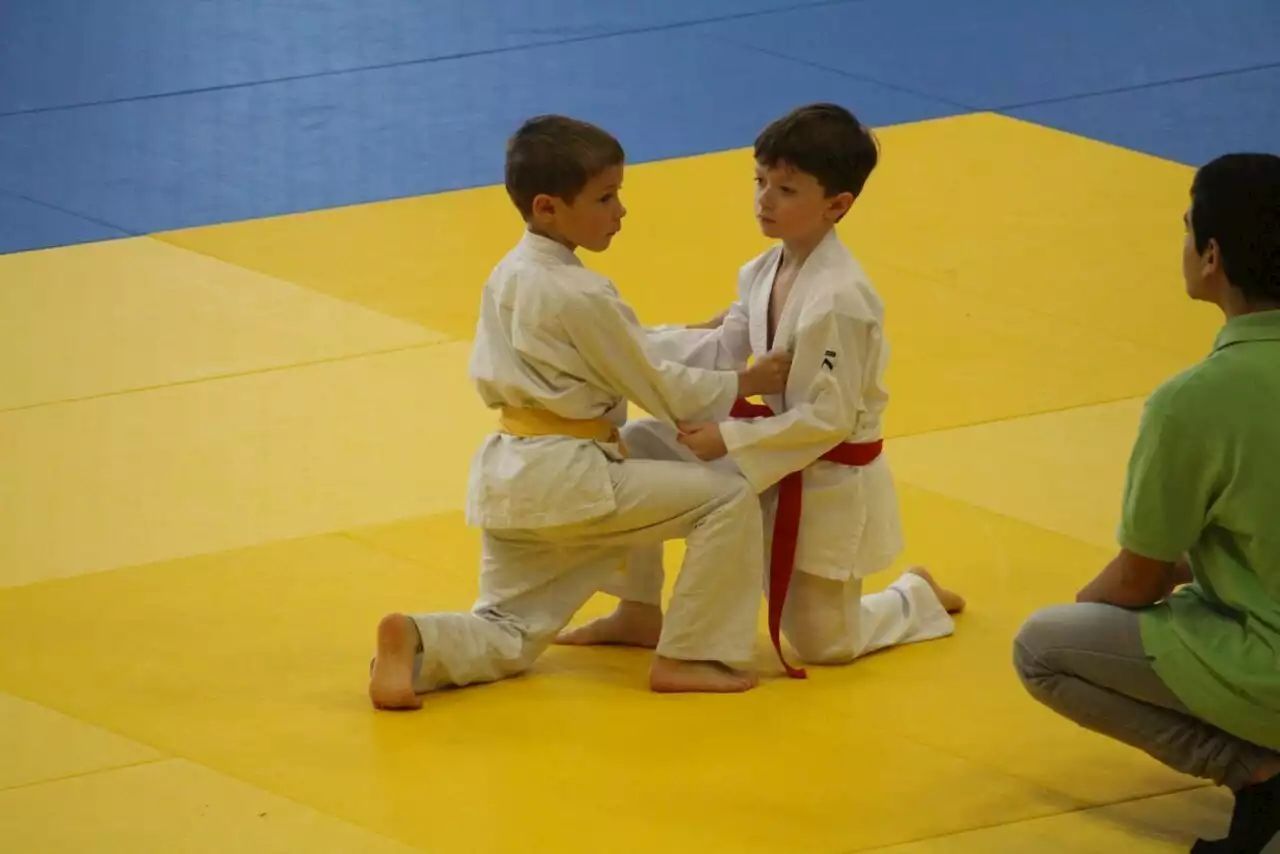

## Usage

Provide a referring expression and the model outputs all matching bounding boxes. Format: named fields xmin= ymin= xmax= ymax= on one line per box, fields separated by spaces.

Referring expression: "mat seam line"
xmin=0 ymin=757 xmax=169 ymax=795
xmin=678 ymin=37 xmax=1280 ymax=118
xmin=891 ymin=474 xmax=1116 ymax=548
xmin=338 ymin=461 xmax=1127 ymax=576
xmin=840 ymin=783 xmax=1213 ymax=853
xmin=144 ymin=234 xmax=462 ymax=332
xmin=866 ymin=258 xmax=1210 ymax=362
xmin=147 ymin=232 xmax=459 ymax=342
xmin=337 ymin=531 xmax=445 ymax=570
xmin=0 ymin=746 xmax=424 ymax=851
xmin=0 ymin=185 xmax=138 ymax=241
xmin=887 ymin=392 xmax=1148 ymax=442
xmin=0 ymin=340 xmax=457 ymax=415
xmin=819 ymin=644 xmax=1215 ymax=850
xmin=0 ymin=528 xmax=378 ymax=595
xmin=335 ymin=392 xmax=1145 ymax=569
xmin=0 ymin=0 xmax=878 ymax=120
xmin=693 ymin=31 xmax=980 ymax=112
xmin=0 ymin=432 xmax=1135 ymax=597
xmin=993 ymin=60 xmax=1280 ymax=112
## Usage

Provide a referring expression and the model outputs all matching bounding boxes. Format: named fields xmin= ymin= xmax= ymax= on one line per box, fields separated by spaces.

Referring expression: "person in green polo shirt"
xmin=1014 ymin=152 xmax=1280 ymax=854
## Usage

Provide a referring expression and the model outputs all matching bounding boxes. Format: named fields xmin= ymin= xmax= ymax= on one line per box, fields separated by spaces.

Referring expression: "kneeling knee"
xmin=788 ymin=629 xmax=858 ymax=666
xmin=799 ymin=646 xmax=858 ymax=667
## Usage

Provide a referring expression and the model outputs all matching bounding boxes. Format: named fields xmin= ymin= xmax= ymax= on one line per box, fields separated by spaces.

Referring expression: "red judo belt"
xmin=729 ymin=398 xmax=883 ymax=679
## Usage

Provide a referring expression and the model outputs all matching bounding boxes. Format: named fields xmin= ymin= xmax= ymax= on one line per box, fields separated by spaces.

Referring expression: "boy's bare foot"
xmin=369 ymin=613 xmax=423 ymax=711
xmin=907 ymin=566 xmax=966 ymax=614
xmin=554 ymin=601 xmax=663 ymax=648
xmin=649 ymin=656 xmax=758 ymax=693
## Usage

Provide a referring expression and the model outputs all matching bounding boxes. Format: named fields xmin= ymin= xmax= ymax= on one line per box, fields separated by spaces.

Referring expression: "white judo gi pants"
xmin=615 ymin=419 xmax=955 ymax=666
xmin=407 ymin=458 xmax=764 ymax=693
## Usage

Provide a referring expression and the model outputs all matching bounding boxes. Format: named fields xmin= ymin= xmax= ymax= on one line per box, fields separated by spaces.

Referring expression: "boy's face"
xmin=530 ymin=165 xmax=626 ymax=252
xmin=754 ymin=161 xmax=852 ymax=244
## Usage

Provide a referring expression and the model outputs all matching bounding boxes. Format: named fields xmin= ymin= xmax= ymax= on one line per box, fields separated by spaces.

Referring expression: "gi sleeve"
xmin=523 ymin=280 xmax=740 ymax=425
xmin=644 ymin=298 xmax=752 ymax=371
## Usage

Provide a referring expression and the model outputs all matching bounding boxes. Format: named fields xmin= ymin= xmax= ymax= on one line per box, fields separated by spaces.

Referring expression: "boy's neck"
xmin=529 ymin=225 xmax=577 ymax=253
xmin=1216 ymin=285 xmax=1280 ymax=320
xmin=779 ymin=227 xmax=832 ymax=268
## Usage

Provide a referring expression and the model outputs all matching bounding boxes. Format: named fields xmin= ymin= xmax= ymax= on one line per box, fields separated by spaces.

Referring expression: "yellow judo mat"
xmin=0 ymin=114 xmax=1242 ymax=852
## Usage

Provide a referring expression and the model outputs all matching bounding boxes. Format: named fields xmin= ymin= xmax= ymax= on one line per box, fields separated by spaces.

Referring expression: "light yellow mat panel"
xmin=0 ymin=508 xmax=1136 ymax=854
xmin=0 ymin=692 xmax=163 ymax=791
xmin=890 ymin=397 xmax=1146 ymax=550
xmin=0 ymin=342 xmax=488 ymax=588
xmin=0 ymin=760 xmax=423 ymax=854
xmin=0 ymin=237 xmax=440 ymax=412
xmin=862 ymin=786 xmax=1231 ymax=854
xmin=161 ymin=113 xmax=1216 ymax=436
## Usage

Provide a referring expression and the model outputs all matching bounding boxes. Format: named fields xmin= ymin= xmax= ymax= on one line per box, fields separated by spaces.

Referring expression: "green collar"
xmin=1214 ymin=309 xmax=1280 ymax=351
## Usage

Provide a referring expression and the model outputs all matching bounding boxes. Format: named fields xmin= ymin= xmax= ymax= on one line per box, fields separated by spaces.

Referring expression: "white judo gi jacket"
xmin=649 ymin=229 xmax=904 ymax=581
xmin=466 ymin=231 xmax=740 ymax=532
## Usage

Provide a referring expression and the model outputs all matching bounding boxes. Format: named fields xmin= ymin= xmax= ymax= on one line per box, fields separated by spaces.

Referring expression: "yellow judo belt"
xmin=497 ymin=406 xmax=626 ymax=455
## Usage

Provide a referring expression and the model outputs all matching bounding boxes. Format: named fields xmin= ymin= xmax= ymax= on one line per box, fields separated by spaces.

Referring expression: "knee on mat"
xmin=788 ymin=628 xmax=857 ymax=666
xmin=798 ymin=646 xmax=858 ymax=667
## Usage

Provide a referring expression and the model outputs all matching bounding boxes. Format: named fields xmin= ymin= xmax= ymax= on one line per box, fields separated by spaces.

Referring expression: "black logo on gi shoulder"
xmin=822 ymin=350 xmax=836 ymax=370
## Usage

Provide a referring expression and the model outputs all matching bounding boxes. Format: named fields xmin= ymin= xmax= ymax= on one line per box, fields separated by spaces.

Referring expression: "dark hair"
xmin=754 ymin=103 xmax=879 ymax=198
xmin=1190 ymin=153 xmax=1280 ymax=303
xmin=504 ymin=115 xmax=625 ymax=218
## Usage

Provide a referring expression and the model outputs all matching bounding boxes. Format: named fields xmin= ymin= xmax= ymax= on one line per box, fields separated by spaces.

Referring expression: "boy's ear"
xmin=1202 ymin=237 xmax=1222 ymax=277
xmin=530 ymin=193 xmax=558 ymax=219
xmin=828 ymin=191 xmax=855 ymax=222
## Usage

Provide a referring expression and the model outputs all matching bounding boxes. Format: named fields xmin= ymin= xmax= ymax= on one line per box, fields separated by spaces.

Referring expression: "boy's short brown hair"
xmin=504 ymin=115 xmax=625 ymax=218
xmin=754 ymin=103 xmax=879 ymax=199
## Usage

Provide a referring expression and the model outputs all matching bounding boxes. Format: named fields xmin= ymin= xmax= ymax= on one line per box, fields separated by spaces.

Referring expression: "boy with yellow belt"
xmin=368 ymin=115 xmax=791 ymax=708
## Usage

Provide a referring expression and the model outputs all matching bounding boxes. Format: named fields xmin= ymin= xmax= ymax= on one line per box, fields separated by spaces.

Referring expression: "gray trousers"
xmin=1014 ymin=603 xmax=1279 ymax=792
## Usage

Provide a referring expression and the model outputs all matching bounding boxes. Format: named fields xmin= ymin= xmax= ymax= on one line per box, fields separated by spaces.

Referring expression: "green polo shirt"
xmin=1120 ymin=309 xmax=1280 ymax=752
